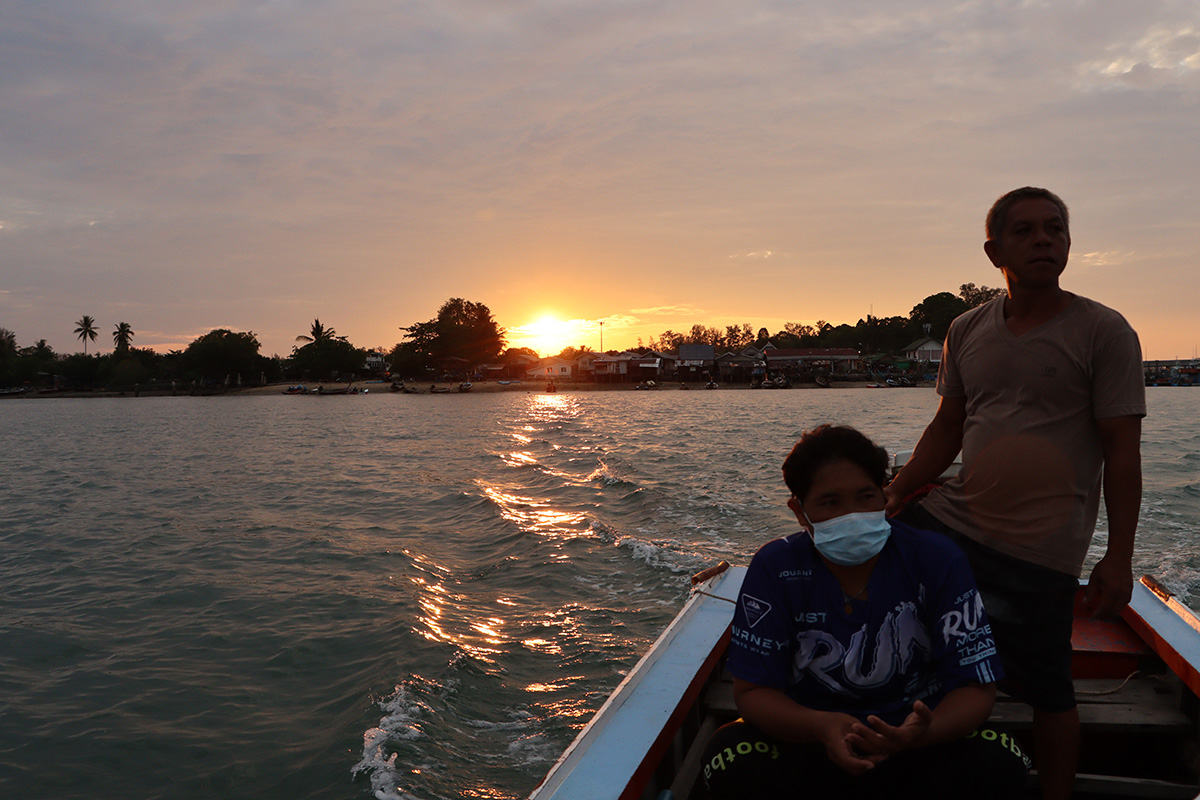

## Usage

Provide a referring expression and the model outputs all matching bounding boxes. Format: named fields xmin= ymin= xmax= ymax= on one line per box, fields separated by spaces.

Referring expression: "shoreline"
xmin=3 ymin=379 xmax=930 ymax=398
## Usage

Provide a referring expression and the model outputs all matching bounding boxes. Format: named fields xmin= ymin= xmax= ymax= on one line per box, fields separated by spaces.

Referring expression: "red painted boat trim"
xmin=619 ymin=626 xmax=730 ymax=800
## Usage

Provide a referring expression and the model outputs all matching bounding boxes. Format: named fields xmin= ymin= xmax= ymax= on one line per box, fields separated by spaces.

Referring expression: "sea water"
xmin=1 ymin=388 xmax=1197 ymax=800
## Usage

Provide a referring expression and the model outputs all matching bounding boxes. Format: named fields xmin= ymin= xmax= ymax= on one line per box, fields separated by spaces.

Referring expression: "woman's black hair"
xmin=781 ymin=424 xmax=889 ymax=501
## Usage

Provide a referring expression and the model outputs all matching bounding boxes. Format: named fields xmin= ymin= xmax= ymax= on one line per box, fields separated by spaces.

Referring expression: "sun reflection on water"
xmin=410 ymin=572 xmax=506 ymax=665
xmin=500 ymin=451 xmax=539 ymax=467
xmin=480 ymin=486 xmax=588 ymax=537
xmin=527 ymin=392 xmax=578 ymax=419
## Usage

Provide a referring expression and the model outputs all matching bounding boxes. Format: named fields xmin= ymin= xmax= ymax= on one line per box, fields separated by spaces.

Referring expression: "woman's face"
xmin=790 ymin=458 xmax=885 ymax=528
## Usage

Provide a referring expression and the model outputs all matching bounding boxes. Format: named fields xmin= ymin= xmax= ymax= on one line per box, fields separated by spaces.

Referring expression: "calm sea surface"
xmin=2 ymin=388 xmax=1198 ymax=799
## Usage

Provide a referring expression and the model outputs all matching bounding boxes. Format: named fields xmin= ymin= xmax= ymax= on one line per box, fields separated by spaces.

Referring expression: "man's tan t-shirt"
xmin=921 ymin=295 xmax=1145 ymax=576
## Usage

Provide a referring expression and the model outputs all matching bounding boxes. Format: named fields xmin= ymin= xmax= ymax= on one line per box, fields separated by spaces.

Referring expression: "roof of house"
xmin=533 ymin=356 xmax=576 ymax=368
xmin=900 ymin=337 xmax=942 ymax=352
xmin=678 ymin=344 xmax=716 ymax=361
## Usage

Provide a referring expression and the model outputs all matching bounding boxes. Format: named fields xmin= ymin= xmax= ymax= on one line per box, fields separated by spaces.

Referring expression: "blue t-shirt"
xmin=727 ymin=520 xmax=1003 ymax=727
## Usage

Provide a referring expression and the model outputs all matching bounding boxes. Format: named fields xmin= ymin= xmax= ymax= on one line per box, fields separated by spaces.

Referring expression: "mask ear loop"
xmin=789 ymin=495 xmax=815 ymax=534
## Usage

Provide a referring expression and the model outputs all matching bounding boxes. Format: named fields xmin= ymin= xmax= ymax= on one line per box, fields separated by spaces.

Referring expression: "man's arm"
xmin=1084 ymin=415 xmax=1142 ymax=617
xmin=883 ymin=394 xmax=967 ymax=515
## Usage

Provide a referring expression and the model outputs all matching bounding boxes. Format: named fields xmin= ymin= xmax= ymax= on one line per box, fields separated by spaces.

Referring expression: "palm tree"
xmin=0 ymin=328 xmax=16 ymax=359
xmin=29 ymin=339 xmax=55 ymax=360
xmin=113 ymin=321 xmax=134 ymax=354
xmin=75 ymin=315 xmax=98 ymax=354
xmin=295 ymin=319 xmax=337 ymax=346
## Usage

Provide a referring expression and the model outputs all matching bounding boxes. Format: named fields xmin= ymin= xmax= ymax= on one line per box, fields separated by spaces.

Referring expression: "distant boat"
xmin=458 ymin=382 xmax=473 ymax=393
xmin=815 ymin=374 xmax=831 ymax=388
xmin=0 ymin=387 xmax=27 ymax=398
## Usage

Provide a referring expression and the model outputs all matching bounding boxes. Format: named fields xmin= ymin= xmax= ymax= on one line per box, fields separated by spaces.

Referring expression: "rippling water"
xmin=1 ymin=388 xmax=1197 ymax=799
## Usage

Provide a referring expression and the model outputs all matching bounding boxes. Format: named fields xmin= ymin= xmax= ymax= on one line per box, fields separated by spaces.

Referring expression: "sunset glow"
xmin=507 ymin=316 xmax=595 ymax=356
xmin=2 ymin=3 xmax=1198 ymax=361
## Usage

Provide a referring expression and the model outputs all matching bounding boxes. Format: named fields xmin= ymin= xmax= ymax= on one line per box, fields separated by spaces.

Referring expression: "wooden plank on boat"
xmin=996 ymin=675 xmax=1189 ymax=732
xmin=1059 ymin=772 xmax=1200 ymax=799
xmin=667 ymin=713 xmax=720 ymax=800
xmin=991 ymin=685 xmax=1191 ymax=734
xmin=710 ymin=676 xmax=1190 ymax=734
xmin=528 ymin=567 xmax=745 ymax=800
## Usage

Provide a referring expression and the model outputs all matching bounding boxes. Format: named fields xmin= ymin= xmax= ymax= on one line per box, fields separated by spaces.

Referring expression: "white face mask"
xmin=804 ymin=510 xmax=891 ymax=566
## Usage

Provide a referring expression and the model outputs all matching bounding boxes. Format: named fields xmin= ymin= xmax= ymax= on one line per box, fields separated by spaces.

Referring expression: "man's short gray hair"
xmin=986 ymin=187 xmax=1070 ymax=242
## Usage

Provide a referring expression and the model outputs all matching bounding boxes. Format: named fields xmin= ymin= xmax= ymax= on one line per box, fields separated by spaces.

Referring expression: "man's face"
xmin=984 ymin=197 xmax=1070 ymax=291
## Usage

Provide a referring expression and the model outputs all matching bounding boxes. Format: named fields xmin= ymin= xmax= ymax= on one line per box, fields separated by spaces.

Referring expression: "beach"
xmin=233 ymin=378 xmax=905 ymax=395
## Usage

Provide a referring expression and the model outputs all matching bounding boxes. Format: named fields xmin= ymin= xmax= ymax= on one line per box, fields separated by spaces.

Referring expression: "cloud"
xmin=597 ymin=314 xmax=643 ymax=330
xmin=0 ymin=0 xmax=1198 ymax=360
xmin=628 ymin=305 xmax=707 ymax=318
xmin=1073 ymin=250 xmax=1135 ymax=269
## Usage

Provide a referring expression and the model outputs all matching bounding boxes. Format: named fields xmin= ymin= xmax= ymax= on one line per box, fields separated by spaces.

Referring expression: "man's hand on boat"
xmin=1084 ymin=552 xmax=1135 ymax=618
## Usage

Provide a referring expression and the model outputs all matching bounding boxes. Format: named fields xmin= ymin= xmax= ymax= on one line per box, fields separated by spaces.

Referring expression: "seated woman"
xmin=704 ymin=425 xmax=1029 ymax=800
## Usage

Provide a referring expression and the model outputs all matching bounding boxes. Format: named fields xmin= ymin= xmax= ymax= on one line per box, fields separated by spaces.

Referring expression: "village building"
xmin=527 ymin=356 xmax=575 ymax=380
xmin=364 ymin=350 xmax=389 ymax=375
xmin=747 ymin=345 xmax=862 ymax=379
xmin=676 ymin=344 xmax=716 ymax=382
xmin=594 ymin=351 xmax=676 ymax=383
xmin=575 ymin=351 xmax=602 ymax=381
xmin=482 ymin=351 xmax=540 ymax=381
xmin=901 ymin=337 xmax=943 ymax=364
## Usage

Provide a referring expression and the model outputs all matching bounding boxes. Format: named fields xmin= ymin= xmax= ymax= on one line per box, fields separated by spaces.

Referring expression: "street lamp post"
xmin=599 ymin=321 xmax=604 ymax=353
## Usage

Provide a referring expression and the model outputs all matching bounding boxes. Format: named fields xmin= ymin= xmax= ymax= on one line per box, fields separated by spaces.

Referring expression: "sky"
xmin=1 ymin=0 xmax=1198 ymax=360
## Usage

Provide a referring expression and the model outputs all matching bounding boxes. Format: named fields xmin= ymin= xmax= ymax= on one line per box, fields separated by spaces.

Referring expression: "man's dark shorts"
xmin=898 ymin=502 xmax=1079 ymax=713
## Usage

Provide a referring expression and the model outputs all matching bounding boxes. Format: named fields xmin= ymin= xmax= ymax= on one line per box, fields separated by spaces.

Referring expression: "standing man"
xmin=884 ymin=187 xmax=1145 ymax=800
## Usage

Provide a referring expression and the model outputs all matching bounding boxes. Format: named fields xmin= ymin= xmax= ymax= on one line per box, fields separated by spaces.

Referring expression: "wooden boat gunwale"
xmin=528 ymin=566 xmax=745 ymax=800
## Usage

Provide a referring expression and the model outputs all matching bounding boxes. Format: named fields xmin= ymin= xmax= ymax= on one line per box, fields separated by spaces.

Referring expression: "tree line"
xmin=385 ymin=286 xmax=1004 ymax=378
xmin=0 ymin=284 xmax=1003 ymax=389
xmin=644 ymin=284 xmax=1004 ymax=356
xmin=0 ymin=318 xmax=372 ymax=391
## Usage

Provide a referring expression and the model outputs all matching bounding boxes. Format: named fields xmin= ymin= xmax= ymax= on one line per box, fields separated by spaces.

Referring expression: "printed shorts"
xmin=703 ymin=719 xmax=1031 ymax=800
xmin=899 ymin=502 xmax=1079 ymax=712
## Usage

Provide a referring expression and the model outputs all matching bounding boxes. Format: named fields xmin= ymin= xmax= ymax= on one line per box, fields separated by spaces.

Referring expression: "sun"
xmin=509 ymin=315 xmax=590 ymax=356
